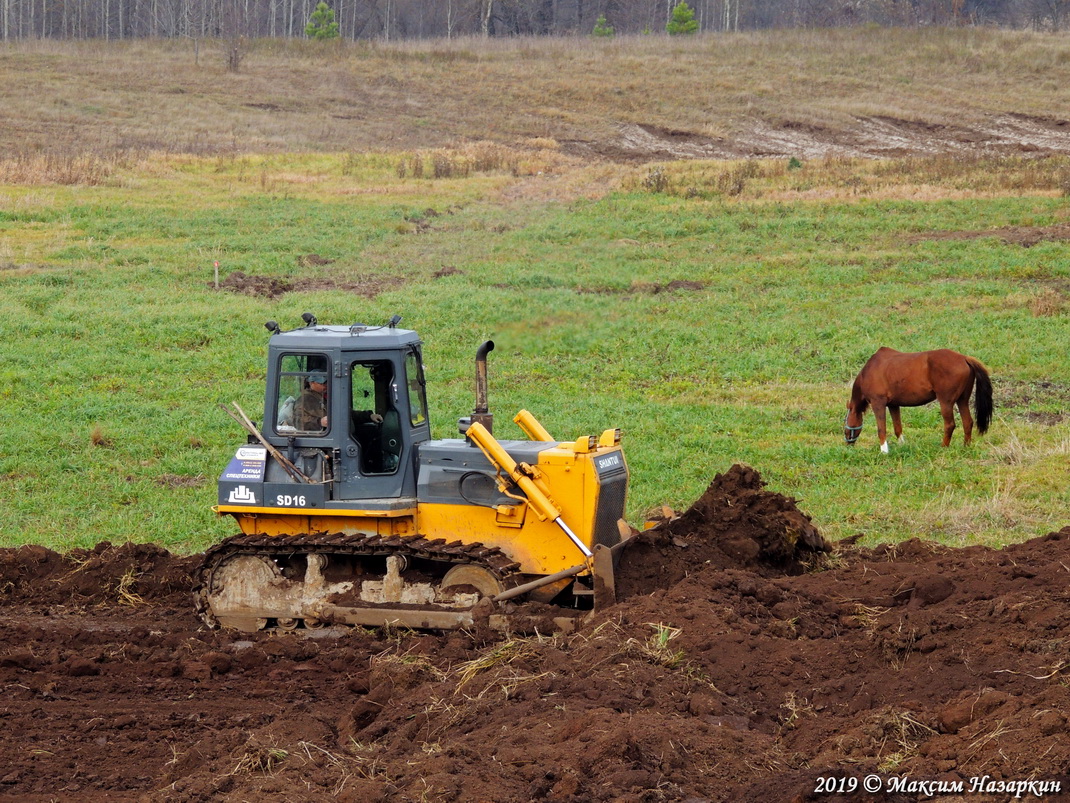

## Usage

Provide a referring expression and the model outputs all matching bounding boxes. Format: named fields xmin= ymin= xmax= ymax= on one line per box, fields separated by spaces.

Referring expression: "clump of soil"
xmin=3 ymin=466 xmax=1070 ymax=802
xmin=215 ymin=270 xmax=295 ymax=299
xmin=298 ymin=253 xmax=334 ymax=267
xmin=214 ymin=270 xmax=406 ymax=300
xmin=154 ymin=473 xmax=208 ymax=489
xmin=578 ymin=278 xmax=708 ymax=296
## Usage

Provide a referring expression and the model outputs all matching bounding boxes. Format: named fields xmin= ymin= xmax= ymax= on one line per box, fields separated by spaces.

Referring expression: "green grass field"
xmin=2 ymin=29 xmax=1069 ymax=555
xmin=2 ymin=148 xmax=1068 ymax=554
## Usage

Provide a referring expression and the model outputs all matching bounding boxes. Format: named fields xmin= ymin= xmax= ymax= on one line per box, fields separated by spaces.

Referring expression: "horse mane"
xmin=849 ymin=379 xmax=869 ymax=414
xmin=967 ymin=357 xmax=993 ymax=434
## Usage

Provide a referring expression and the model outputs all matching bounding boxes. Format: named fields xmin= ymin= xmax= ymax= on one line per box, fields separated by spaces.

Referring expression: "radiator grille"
xmin=592 ymin=461 xmax=629 ymax=548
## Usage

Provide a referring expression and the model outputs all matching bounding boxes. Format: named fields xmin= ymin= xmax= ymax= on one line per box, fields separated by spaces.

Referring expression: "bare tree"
xmin=0 ymin=0 xmax=1065 ymax=41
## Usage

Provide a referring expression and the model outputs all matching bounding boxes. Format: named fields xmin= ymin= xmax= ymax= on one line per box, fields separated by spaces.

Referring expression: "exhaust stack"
xmin=472 ymin=340 xmax=495 ymax=434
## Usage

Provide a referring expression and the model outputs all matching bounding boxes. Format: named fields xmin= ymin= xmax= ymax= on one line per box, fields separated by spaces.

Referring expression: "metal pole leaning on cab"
xmin=465 ymin=420 xmax=593 ymax=559
xmin=220 ymin=402 xmax=310 ymax=484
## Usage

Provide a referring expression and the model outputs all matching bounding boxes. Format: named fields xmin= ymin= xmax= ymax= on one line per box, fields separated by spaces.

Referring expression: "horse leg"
xmin=889 ymin=405 xmax=905 ymax=444
xmin=872 ymin=402 xmax=890 ymax=453
xmin=958 ymin=398 xmax=974 ymax=445
xmin=939 ymin=399 xmax=956 ymax=446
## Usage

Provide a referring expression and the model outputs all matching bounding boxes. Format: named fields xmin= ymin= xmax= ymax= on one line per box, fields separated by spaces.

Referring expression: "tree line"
xmin=1 ymin=0 xmax=1066 ymax=42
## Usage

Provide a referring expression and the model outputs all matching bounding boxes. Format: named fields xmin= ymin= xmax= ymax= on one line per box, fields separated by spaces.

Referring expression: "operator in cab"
xmin=295 ymin=374 xmax=329 ymax=432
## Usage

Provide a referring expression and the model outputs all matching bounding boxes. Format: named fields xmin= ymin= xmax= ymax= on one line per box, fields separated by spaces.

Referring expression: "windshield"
xmin=275 ymin=353 xmax=330 ymax=435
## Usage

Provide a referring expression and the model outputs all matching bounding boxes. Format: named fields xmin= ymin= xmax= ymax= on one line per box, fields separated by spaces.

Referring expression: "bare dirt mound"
xmin=614 ymin=463 xmax=829 ymax=599
xmin=214 ymin=270 xmax=407 ymax=300
xmin=0 ymin=541 xmax=197 ymax=606
xmin=583 ymin=113 xmax=1070 ymax=162
xmin=2 ymin=467 xmax=1070 ymax=802
xmin=910 ymin=223 xmax=1070 ymax=248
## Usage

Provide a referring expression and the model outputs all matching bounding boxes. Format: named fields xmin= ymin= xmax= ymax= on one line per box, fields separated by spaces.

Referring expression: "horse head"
xmin=843 ymin=405 xmax=863 ymax=445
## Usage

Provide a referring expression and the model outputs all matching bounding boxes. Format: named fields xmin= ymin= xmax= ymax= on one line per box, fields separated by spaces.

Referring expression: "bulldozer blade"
xmin=593 ymin=520 xmax=642 ymax=610
xmin=592 ymin=543 xmax=619 ymax=609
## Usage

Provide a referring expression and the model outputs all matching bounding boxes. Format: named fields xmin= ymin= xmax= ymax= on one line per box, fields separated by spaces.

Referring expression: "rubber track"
xmin=194 ymin=532 xmax=523 ymax=628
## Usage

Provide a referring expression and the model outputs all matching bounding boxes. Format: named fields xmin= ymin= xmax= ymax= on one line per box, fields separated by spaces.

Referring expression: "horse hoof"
xmin=880 ymin=443 xmax=889 ymax=454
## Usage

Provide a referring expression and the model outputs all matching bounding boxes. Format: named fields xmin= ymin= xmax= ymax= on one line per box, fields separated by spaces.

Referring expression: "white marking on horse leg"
xmin=880 ymin=441 xmax=889 ymax=454
xmin=898 ymin=435 xmax=905 ymax=443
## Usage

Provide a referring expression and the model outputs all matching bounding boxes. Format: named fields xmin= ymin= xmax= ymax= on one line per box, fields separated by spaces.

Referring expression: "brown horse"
xmin=844 ymin=348 xmax=993 ymax=452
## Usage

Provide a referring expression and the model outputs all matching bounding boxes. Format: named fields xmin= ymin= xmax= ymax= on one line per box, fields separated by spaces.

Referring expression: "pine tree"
xmin=305 ymin=2 xmax=340 ymax=39
xmin=592 ymin=14 xmax=614 ymax=37
xmin=666 ymin=2 xmax=699 ymax=34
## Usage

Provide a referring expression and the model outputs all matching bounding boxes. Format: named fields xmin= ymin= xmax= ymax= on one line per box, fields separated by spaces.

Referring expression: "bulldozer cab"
xmin=260 ymin=322 xmax=431 ymax=504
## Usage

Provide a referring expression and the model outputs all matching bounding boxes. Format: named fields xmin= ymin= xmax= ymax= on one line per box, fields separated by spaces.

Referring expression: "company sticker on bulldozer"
xmin=222 ymin=446 xmax=268 ymax=483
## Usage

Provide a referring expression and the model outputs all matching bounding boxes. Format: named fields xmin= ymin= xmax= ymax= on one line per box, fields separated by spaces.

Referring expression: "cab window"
xmin=350 ymin=360 xmax=400 ymax=474
xmin=276 ymin=354 xmax=330 ymax=435
xmin=406 ymin=351 xmax=428 ymax=427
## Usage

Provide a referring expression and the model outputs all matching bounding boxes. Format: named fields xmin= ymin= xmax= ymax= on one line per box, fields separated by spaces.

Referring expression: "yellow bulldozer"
xmin=196 ymin=314 xmax=634 ymax=632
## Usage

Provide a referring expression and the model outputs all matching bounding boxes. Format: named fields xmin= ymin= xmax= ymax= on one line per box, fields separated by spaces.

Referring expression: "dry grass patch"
xmin=114 ymin=570 xmax=146 ymax=607
xmin=626 ymin=622 xmax=686 ymax=668
xmin=369 ymin=649 xmax=448 ymax=689
xmin=869 ymin=709 xmax=937 ymax=772
xmin=4 ymin=30 xmax=1070 ymax=164
xmin=916 ymin=479 xmax=1048 ymax=540
xmin=849 ymin=603 xmax=893 ymax=634
xmin=987 ymin=430 xmax=1070 ymax=465
xmin=1031 ymin=288 xmax=1068 ymax=317
xmin=90 ymin=425 xmax=113 ymax=448
xmin=778 ymin=692 xmax=816 ymax=731
xmin=627 ymin=154 xmax=1070 ymax=202
xmin=0 ymin=152 xmax=115 ymax=186
xmin=228 ymin=739 xmax=290 ymax=776
xmin=453 ymin=637 xmax=543 ymax=688
xmin=396 ymin=140 xmax=580 ymax=180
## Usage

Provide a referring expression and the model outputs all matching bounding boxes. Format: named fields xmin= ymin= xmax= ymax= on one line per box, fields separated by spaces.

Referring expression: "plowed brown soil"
xmin=2 ymin=465 xmax=1069 ymax=802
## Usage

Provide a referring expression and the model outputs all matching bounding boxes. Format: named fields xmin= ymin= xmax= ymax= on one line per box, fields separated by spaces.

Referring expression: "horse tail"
xmin=967 ymin=357 xmax=993 ymax=434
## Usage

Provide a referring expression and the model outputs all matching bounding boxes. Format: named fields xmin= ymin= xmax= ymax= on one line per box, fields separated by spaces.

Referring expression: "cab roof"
xmin=268 ymin=324 xmax=422 ymax=353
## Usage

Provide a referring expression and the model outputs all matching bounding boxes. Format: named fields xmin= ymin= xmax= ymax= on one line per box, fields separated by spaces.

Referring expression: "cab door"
xmin=334 ymin=349 xmax=429 ymax=501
